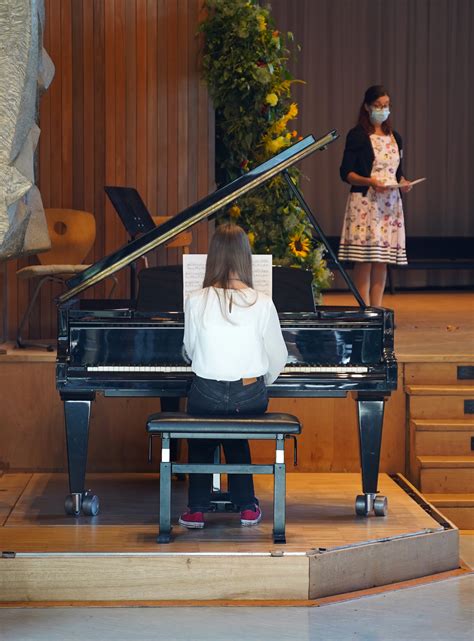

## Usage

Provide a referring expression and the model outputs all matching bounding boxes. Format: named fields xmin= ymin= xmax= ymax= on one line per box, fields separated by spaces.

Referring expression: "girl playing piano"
xmin=179 ymin=222 xmax=288 ymax=529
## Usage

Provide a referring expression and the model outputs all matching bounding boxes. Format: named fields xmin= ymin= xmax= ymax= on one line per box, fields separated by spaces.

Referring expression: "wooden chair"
xmin=16 ymin=208 xmax=96 ymax=350
xmin=152 ymin=216 xmax=192 ymax=253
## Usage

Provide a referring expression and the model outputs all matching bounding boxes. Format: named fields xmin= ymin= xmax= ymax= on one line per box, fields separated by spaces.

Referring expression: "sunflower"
xmin=289 ymin=233 xmax=310 ymax=258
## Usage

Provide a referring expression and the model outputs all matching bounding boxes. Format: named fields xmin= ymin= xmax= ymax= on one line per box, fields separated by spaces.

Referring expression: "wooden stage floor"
xmin=0 ymin=472 xmax=459 ymax=601
xmin=0 ymin=291 xmax=470 ymax=601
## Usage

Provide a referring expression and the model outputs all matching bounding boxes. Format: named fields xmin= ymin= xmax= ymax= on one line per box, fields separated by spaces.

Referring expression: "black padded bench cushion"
xmin=146 ymin=412 xmax=301 ymax=435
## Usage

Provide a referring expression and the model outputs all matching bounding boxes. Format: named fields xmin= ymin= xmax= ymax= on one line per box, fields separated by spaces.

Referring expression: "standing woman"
xmin=179 ymin=223 xmax=288 ymax=530
xmin=338 ymin=85 xmax=411 ymax=306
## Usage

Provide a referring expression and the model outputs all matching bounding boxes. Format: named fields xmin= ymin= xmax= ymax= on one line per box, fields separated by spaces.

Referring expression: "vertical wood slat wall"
xmin=3 ymin=0 xmax=213 ymax=341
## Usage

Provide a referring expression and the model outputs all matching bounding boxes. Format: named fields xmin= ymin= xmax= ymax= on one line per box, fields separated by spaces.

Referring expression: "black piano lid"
xmin=58 ymin=131 xmax=339 ymax=303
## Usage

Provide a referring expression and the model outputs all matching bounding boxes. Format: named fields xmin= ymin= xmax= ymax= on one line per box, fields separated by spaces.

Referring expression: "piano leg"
xmin=355 ymin=394 xmax=388 ymax=517
xmin=63 ymin=395 xmax=99 ymax=517
xmin=160 ymin=397 xmax=184 ymax=478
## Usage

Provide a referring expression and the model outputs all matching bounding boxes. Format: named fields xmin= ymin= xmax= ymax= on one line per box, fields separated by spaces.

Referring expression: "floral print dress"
xmin=338 ymin=134 xmax=407 ymax=264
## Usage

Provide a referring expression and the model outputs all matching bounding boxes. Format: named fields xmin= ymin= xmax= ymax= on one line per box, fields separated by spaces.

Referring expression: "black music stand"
xmin=104 ymin=186 xmax=156 ymax=299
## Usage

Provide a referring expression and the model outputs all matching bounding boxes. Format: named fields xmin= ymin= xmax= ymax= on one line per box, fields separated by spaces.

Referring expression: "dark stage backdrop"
xmin=271 ymin=0 xmax=473 ymax=289
xmin=2 ymin=0 xmax=214 ymax=341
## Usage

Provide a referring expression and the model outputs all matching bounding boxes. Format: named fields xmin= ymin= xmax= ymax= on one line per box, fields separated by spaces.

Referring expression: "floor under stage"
xmin=0 ymin=472 xmax=459 ymax=602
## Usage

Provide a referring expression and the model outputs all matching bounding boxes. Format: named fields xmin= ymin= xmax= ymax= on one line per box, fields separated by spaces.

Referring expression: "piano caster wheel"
xmin=65 ymin=494 xmax=81 ymax=517
xmin=355 ymin=494 xmax=370 ymax=516
xmin=82 ymin=492 xmax=100 ymax=516
xmin=355 ymin=494 xmax=388 ymax=517
xmin=157 ymin=532 xmax=171 ymax=544
xmin=373 ymin=495 xmax=388 ymax=517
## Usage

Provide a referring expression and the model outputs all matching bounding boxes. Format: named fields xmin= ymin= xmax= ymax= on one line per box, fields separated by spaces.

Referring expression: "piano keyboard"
xmin=86 ymin=365 xmax=369 ymax=374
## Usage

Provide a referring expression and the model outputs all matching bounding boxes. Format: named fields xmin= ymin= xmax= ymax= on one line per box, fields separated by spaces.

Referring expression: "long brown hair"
xmin=203 ymin=223 xmax=253 ymax=290
xmin=203 ymin=223 xmax=255 ymax=316
xmin=357 ymin=85 xmax=393 ymax=136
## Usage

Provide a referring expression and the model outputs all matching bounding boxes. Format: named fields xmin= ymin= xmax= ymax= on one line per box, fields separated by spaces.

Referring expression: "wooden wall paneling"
xmin=71 ymin=0 xmax=84 ymax=211
xmin=34 ymin=0 xmax=63 ymax=338
xmin=104 ymin=0 xmax=116 ymax=287
xmin=38 ymin=0 xmax=52 ymax=209
xmin=165 ymin=1 xmax=179 ymax=267
xmin=34 ymin=0 xmax=52 ymax=341
xmin=196 ymin=2 xmax=213 ymax=254
xmin=187 ymin=0 xmax=198 ymax=225
xmin=0 ymin=363 xmax=66 ymax=471
xmin=83 ymin=2 xmax=95 ymax=218
xmin=125 ymin=0 xmax=137 ymax=194
xmin=48 ymin=1 xmax=62 ymax=209
xmin=6 ymin=259 xmax=19 ymax=342
xmin=166 ymin=1 xmax=178 ymax=220
xmin=103 ymin=0 xmax=125 ymax=297
xmin=5 ymin=0 xmax=212 ymax=340
xmin=136 ymin=0 xmax=148 ymax=220
xmin=93 ymin=0 xmax=108 ymax=301
xmin=258 ymin=372 xmax=406 ymax=474
xmin=14 ymin=257 xmax=27 ymax=342
xmin=42 ymin=0 xmax=72 ymax=337
xmin=154 ymin=0 xmax=169 ymax=268
xmin=1 ymin=359 xmax=406 ymax=474
xmin=145 ymin=0 xmax=158 ymax=223
xmin=60 ymin=0 xmax=73 ymax=208
xmin=176 ymin=2 xmax=189 ymax=250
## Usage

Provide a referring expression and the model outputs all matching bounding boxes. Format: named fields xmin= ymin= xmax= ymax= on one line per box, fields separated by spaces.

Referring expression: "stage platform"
xmin=0 ymin=472 xmax=459 ymax=602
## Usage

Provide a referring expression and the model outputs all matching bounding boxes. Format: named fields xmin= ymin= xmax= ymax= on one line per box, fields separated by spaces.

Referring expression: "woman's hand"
xmin=369 ymin=177 xmax=387 ymax=193
xmin=399 ymin=178 xmax=412 ymax=193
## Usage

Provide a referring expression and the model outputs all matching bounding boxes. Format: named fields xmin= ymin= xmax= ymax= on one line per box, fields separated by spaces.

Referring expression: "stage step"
xmin=406 ymin=385 xmax=474 ymax=396
xmin=424 ymin=493 xmax=474 ymax=530
xmin=418 ymin=456 xmax=474 ymax=493
xmin=405 ymin=363 xmax=474 ymax=386
xmin=414 ymin=419 xmax=474 ymax=455
xmin=406 ymin=385 xmax=474 ymax=420
xmin=413 ymin=419 xmax=474 ymax=431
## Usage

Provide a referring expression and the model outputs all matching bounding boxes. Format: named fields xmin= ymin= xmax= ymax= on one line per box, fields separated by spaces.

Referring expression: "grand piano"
xmin=56 ymin=132 xmax=397 ymax=518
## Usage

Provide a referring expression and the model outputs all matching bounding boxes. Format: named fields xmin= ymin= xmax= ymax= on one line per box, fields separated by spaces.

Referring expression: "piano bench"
xmin=146 ymin=412 xmax=302 ymax=544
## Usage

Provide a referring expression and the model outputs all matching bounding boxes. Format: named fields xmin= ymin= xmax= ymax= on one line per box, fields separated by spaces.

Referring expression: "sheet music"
xmin=183 ymin=254 xmax=273 ymax=300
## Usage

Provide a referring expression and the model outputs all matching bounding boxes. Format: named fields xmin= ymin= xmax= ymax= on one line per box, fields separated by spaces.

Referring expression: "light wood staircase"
xmin=405 ymin=365 xmax=474 ymax=530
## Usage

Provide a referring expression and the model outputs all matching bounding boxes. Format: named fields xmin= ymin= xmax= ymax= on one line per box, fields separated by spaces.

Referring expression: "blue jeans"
xmin=186 ymin=375 xmax=268 ymax=511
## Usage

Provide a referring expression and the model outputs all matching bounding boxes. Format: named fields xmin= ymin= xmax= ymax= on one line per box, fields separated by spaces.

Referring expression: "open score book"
xmin=183 ymin=254 xmax=273 ymax=301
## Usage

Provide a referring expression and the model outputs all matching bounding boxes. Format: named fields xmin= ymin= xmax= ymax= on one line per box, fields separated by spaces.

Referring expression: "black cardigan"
xmin=339 ymin=125 xmax=403 ymax=196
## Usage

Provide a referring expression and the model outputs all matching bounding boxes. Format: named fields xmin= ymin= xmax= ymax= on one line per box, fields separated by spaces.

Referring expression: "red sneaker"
xmin=240 ymin=505 xmax=262 ymax=526
xmin=178 ymin=511 xmax=205 ymax=529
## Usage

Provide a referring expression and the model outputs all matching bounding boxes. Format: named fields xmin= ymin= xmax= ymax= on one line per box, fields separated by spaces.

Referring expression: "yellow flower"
xmin=256 ymin=14 xmax=267 ymax=32
xmin=265 ymin=135 xmax=286 ymax=154
xmin=265 ymin=92 xmax=278 ymax=107
xmin=272 ymin=118 xmax=286 ymax=134
xmin=247 ymin=231 xmax=256 ymax=246
xmin=228 ymin=205 xmax=241 ymax=219
xmin=289 ymin=233 xmax=311 ymax=258
xmin=288 ymin=103 xmax=298 ymax=119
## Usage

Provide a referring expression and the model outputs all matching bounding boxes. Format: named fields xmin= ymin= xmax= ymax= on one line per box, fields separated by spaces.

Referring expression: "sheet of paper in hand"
xmin=383 ymin=177 xmax=427 ymax=188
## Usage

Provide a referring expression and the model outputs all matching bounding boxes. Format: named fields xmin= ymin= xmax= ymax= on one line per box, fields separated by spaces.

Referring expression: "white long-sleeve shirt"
xmin=183 ymin=287 xmax=288 ymax=385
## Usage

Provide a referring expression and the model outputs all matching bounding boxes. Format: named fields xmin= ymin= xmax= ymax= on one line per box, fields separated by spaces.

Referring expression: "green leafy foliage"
xmin=199 ymin=0 xmax=333 ymax=299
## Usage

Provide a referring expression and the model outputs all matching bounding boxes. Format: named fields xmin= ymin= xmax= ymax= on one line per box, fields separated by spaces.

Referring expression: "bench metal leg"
xmin=273 ymin=437 xmax=286 ymax=544
xmin=158 ymin=436 xmax=172 ymax=543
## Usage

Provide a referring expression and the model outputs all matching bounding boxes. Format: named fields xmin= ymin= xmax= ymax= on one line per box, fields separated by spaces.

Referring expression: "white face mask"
xmin=370 ymin=107 xmax=390 ymax=124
